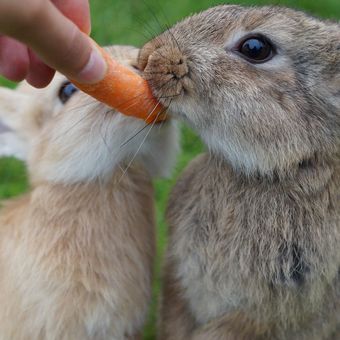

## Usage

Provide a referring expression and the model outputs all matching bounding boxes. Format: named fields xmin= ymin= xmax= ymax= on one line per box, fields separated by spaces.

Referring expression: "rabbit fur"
xmin=138 ymin=5 xmax=340 ymax=340
xmin=0 ymin=45 xmax=178 ymax=340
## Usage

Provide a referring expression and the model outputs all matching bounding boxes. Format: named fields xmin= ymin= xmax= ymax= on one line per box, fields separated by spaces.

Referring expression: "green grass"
xmin=0 ymin=0 xmax=338 ymax=338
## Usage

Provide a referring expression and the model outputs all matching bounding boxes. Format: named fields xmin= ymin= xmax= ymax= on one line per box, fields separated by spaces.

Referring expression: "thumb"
xmin=0 ymin=0 xmax=106 ymax=84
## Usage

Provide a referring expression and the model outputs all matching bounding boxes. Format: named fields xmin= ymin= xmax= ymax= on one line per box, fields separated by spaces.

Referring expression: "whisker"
xmin=136 ymin=30 xmax=174 ymax=67
xmin=118 ymin=124 xmax=153 ymax=183
xmin=140 ymin=0 xmax=183 ymax=66
xmin=102 ymin=90 xmax=161 ymax=114
xmin=157 ymin=109 xmax=170 ymax=131
xmin=118 ymin=106 xmax=163 ymax=183
xmin=144 ymin=99 xmax=162 ymax=121
xmin=166 ymin=28 xmax=182 ymax=54
xmin=142 ymin=0 xmax=167 ymax=37
xmin=51 ymin=104 xmax=104 ymax=142
xmin=147 ymin=75 xmax=181 ymax=95
xmin=139 ymin=37 xmax=173 ymax=64
xmin=134 ymin=14 xmax=178 ymax=72
xmin=99 ymin=111 xmax=112 ymax=152
xmin=120 ymin=124 xmax=149 ymax=148
xmin=144 ymin=71 xmax=175 ymax=76
xmin=119 ymin=92 xmax=176 ymax=149
xmin=157 ymin=93 xmax=181 ymax=99
xmin=151 ymin=1 xmax=182 ymax=53
xmin=116 ymin=96 xmax=154 ymax=114
xmin=130 ymin=21 xmax=159 ymax=42
xmin=135 ymin=16 xmax=162 ymax=43
xmin=118 ymin=95 xmax=169 ymax=150
xmin=63 ymin=99 xmax=97 ymax=113
xmin=52 ymin=114 xmax=91 ymax=143
xmin=103 ymin=109 xmax=117 ymax=148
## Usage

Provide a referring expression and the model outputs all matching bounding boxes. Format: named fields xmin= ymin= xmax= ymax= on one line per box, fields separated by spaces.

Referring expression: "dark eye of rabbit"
xmin=238 ymin=36 xmax=273 ymax=63
xmin=58 ymin=82 xmax=78 ymax=104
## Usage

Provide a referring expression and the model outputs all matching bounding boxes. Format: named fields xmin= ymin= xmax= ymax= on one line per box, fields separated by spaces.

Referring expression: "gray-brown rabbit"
xmin=137 ymin=5 xmax=340 ymax=340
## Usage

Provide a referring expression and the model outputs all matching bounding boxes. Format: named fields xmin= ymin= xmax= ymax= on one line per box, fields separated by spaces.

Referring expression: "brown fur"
xmin=0 ymin=45 xmax=178 ymax=339
xmin=138 ymin=5 xmax=340 ymax=340
xmin=0 ymin=168 xmax=155 ymax=339
xmin=161 ymin=154 xmax=340 ymax=339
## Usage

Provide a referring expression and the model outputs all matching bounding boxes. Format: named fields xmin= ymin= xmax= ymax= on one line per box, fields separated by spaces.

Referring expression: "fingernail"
xmin=77 ymin=48 xmax=107 ymax=84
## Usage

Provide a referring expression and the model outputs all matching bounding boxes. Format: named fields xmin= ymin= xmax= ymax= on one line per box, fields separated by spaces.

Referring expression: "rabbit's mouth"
xmin=138 ymin=43 xmax=193 ymax=109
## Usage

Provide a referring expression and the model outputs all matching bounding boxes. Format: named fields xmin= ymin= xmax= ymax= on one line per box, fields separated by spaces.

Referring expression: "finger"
xmin=0 ymin=36 xmax=29 ymax=81
xmin=26 ymin=50 xmax=56 ymax=88
xmin=51 ymin=0 xmax=91 ymax=34
xmin=0 ymin=0 xmax=106 ymax=84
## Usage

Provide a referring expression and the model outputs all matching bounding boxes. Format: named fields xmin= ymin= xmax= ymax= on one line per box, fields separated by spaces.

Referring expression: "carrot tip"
xmin=71 ymin=43 xmax=167 ymax=124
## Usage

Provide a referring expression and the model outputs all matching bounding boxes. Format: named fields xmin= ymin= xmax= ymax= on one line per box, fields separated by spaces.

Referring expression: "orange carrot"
xmin=71 ymin=45 xmax=166 ymax=124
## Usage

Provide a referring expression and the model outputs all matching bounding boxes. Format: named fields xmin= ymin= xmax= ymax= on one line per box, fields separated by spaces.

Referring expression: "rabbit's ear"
xmin=0 ymin=87 xmax=37 ymax=160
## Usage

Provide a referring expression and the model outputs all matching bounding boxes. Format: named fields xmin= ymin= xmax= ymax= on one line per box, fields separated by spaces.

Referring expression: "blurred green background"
xmin=0 ymin=0 xmax=338 ymax=338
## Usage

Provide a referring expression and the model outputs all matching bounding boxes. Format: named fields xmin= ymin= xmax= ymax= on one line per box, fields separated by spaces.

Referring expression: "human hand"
xmin=0 ymin=0 xmax=107 ymax=87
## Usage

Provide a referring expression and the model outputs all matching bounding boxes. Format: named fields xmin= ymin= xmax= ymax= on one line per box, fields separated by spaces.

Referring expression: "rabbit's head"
xmin=0 ymin=46 xmax=178 ymax=184
xmin=139 ymin=5 xmax=340 ymax=176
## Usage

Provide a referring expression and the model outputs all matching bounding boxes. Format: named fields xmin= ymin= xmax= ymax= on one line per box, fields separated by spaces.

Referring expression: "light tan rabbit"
xmin=0 ymin=45 xmax=178 ymax=340
xmin=137 ymin=5 xmax=340 ymax=340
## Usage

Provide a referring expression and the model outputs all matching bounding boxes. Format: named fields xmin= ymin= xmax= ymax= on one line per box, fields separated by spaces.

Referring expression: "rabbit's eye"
xmin=237 ymin=35 xmax=274 ymax=63
xmin=59 ymin=82 xmax=78 ymax=104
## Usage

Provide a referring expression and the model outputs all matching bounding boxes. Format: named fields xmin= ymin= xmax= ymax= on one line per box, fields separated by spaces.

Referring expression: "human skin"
xmin=0 ymin=0 xmax=106 ymax=87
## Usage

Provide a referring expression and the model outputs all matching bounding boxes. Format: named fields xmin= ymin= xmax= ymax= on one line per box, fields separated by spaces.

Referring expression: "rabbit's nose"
xmin=169 ymin=56 xmax=189 ymax=79
xmin=144 ymin=47 xmax=189 ymax=80
xmin=140 ymin=44 xmax=190 ymax=102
